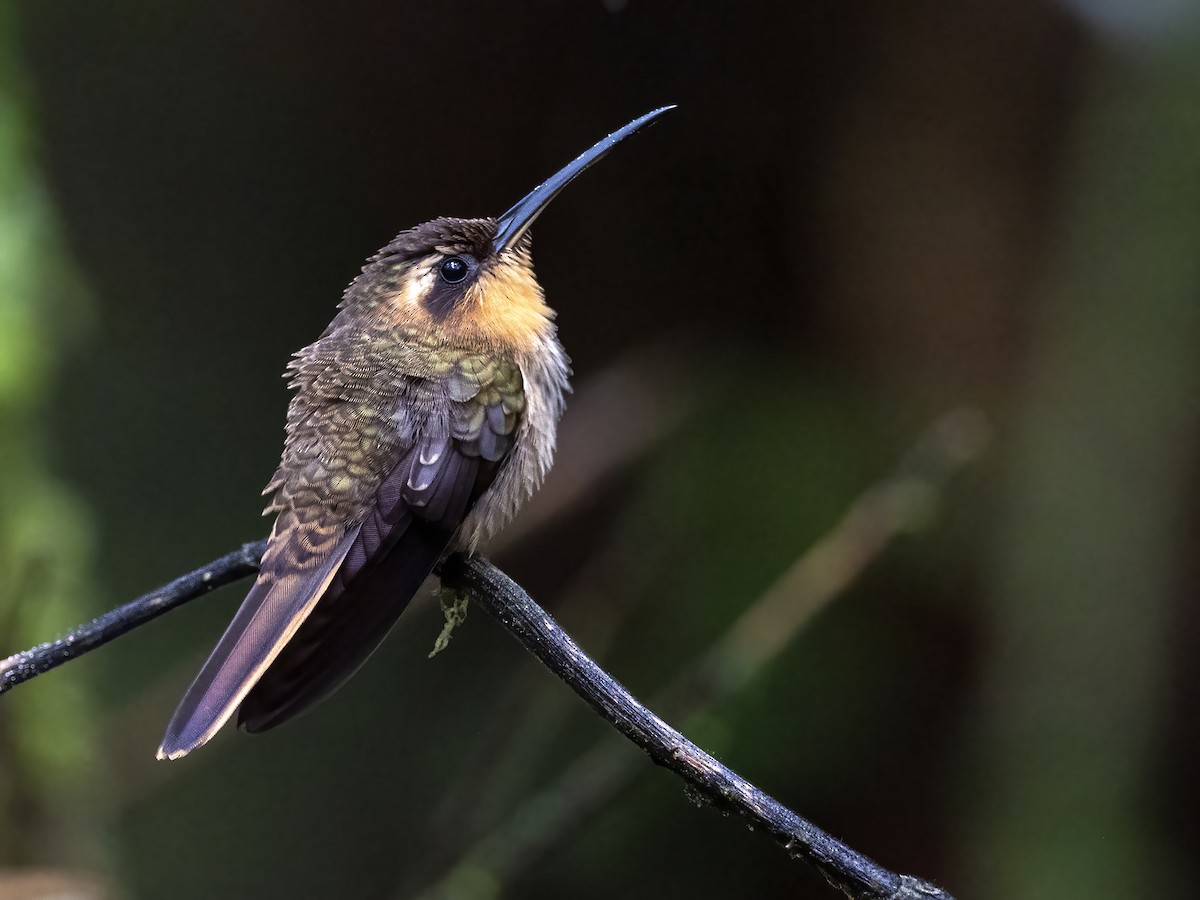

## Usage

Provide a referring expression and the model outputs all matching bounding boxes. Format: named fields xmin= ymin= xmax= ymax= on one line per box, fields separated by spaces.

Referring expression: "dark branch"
xmin=0 ymin=540 xmax=267 ymax=694
xmin=440 ymin=554 xmax=953 ymax=900
xmin=417 ymin=408 xmax=989 ymax=895
xmin=0 ymin=544 xmax=954 ymax=900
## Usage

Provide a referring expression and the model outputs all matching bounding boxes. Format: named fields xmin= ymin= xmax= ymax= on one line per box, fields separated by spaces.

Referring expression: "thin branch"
xmin=417 ymin=408 xmax=989 ymax=895
xmin=0 ymin=543 xmax=956 ymax=899
xmin=0 ymin=540 xmax=267 ymax=694
xmin=440 ymin=555 xmax=954 ymax=900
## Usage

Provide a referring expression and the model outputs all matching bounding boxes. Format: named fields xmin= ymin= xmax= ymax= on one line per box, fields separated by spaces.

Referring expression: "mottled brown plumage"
xmin=158 ymin=107 xmax=672 ymax=759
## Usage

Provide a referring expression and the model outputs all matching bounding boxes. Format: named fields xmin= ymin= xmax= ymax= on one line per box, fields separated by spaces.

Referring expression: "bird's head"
xmin=343 ymin=107 xmax=674 ymax=352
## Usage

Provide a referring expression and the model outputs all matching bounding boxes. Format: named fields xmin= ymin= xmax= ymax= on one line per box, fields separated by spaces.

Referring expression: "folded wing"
xmin=237 ymin=423 xmax=487 ymax=733
xmin=158 ymin=353 xmax=524 ymax=758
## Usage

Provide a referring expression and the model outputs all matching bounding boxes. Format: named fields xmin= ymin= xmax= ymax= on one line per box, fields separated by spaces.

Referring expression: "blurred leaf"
xmin=0 ymin=15 xmax=99 ymax=871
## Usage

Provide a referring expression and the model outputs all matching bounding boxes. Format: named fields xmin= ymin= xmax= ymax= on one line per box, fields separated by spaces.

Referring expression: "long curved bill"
xmin=492 ymin=105 xmax=676 ymax=255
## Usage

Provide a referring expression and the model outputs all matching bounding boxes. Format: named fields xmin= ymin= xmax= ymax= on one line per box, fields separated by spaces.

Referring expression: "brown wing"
xmin=237 ymin=354 xmax=524 ymax=734
xmin=236 ymin=421 xmax=499 ymax=733
xmin=157 ymin=353 xmax=523 ymax=757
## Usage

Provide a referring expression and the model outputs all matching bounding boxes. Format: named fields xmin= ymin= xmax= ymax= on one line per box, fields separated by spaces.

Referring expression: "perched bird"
xmin=157 ymin=107 xmax=674 ymax=760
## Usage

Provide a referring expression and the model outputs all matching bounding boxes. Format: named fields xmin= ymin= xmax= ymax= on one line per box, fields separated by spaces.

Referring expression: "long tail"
xmin=237 ymin=520 xmax=450 ymax=732
xmin=156 ymin=526 xmax=359 ymax=760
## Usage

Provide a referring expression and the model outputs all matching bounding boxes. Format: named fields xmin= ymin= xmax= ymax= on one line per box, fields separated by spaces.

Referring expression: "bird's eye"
xmin=439 ymin=256 xmax=471 ymax=284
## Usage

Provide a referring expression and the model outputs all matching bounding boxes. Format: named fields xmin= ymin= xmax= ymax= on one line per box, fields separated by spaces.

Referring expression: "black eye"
xmin=439 ymin=256 xmax=471 ymax=284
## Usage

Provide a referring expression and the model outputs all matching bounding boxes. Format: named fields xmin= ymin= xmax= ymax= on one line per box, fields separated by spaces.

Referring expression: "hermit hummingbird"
xmin=158 ymin=106 xmax=674 ymax=759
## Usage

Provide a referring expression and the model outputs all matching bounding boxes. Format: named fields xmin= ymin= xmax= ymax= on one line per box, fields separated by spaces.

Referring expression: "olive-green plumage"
xmin=157 ymin=106 xmax=672 ymax=760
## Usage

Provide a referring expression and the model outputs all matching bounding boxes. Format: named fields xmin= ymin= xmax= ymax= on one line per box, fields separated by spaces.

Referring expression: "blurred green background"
xmin=2 ymin=2 xmax=1199 ymax=898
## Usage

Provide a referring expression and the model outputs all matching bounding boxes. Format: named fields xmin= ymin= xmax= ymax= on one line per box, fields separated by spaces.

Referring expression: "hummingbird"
xmin=157 ymin=107 xmax=674 ymax=760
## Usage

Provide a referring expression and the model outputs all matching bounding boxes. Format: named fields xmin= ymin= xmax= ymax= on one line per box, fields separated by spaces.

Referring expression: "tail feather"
xmin=237 ymin=522 xmax=448 ymax=733
xmin=156 ymin=527 xmax=358 ymax=760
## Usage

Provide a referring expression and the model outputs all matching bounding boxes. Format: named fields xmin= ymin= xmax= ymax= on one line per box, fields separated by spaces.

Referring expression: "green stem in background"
xmin=0 ymin=9 xmax=96 ymax=868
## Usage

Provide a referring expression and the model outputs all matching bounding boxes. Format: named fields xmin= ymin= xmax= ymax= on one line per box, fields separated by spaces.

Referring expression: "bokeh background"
xmin=3 ymin=2 xmax=1199 ymax=898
